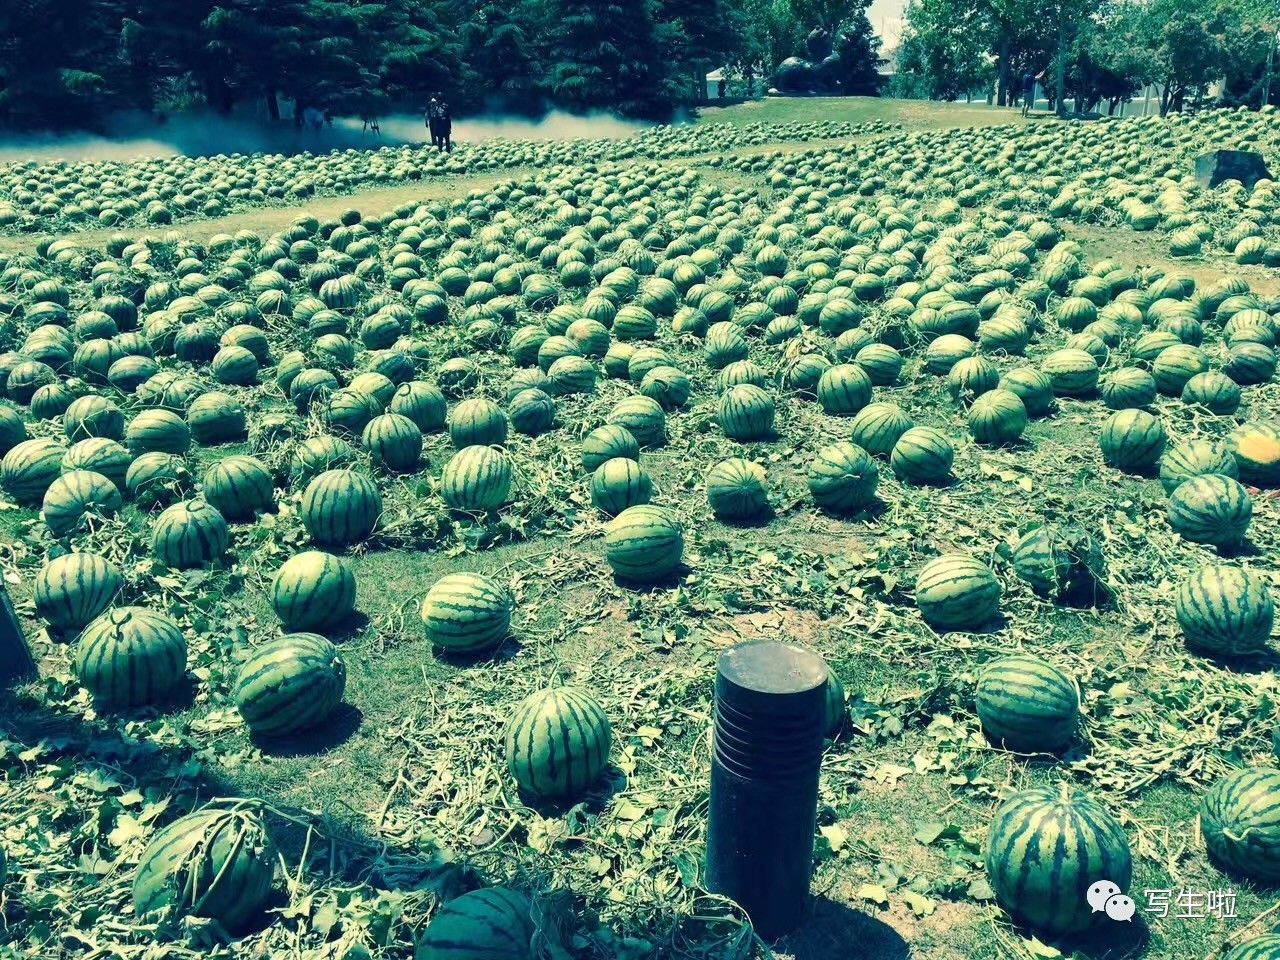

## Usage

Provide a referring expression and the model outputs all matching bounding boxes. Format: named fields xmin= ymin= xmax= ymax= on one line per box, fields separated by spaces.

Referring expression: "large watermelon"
xmin=415 ymin=887 xmax=534 ymax=960
xmin=1201 ymin=768 xmax=1280 ymax=881
xmin=34 ymin=551 xmax=122 ymax=630
xmin=151 ymin=499 xmax=229 ymax=569
xmin=441 ymin=445 xmax=512 ymax=511
xmin=1011 ymin=524 xmax=1107 ymax=605
xmin=420 ymin=573 xmax=512 ymax=653
xmin=975 ymin=655 xmax=1079 ymax=752
xmin=985 ymin=785 xmax=1132 ymax=935
xmin=591 ymin=458 xmax=653 ymax=516
xmin=915 ymin=554 xmax=1001 ymax=631
xmin=1175 ymin=564 xmax=1274 ymax=656
xmin=1167 ymin=475 xmax=1253 ymax=548
xmin=76 ymin=607 xmax=188 ymax=708
xmin=234 ymin=633 xmax=346 ymax=738
xmin=605 ymin=505 xmax=683 ymax=583
xmin=201 ymin=455 xmax=274 ymax=521
xmin=807 ymin=441 xmax=879 ymax=513
xmin=705 ymin=458 xmax=770 ymax=520
xmin=301 ymin=469 xmax=382 ymax=546
xmin=505 ymin=687 xmax=612 ymax=800
xmin=270 ymin=550 xmax=357 ymax=631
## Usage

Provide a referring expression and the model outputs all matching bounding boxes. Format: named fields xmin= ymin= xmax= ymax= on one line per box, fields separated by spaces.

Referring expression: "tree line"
xmin=892 ymin=0 xmax=1279 ymax=116
xmin=0 ymin=0 xmax=883 ymax=130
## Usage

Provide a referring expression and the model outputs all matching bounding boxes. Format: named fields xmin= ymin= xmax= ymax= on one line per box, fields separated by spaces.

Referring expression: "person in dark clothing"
xmin=1021 ymin=71 xmax=1037 ymax=116
xmin=437 ymin=97 xmax=453 ymax=152
xmin=718 ymin=77 xmax=727 ymax=100
xmin=426 ymin=95 xmax=441 ymax=148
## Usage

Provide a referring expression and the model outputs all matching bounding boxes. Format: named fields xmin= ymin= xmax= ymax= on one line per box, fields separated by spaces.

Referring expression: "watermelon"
xmin=1040 ymin=348 xmax=1099 ymax=397
xmin=441 ymin=445 xmax=512 ymax=511
xmin=1175 ymin=564 xmax=1274 ymax=656
xmin=967 ymin=389 xmax=1027 ymax=445
xmin=187 ymin=392 xmax=248 ymax=445
xmin=420 ymin=572 xmax=512 ymax=653
xmin=849 ymin=402 xmax=913 ymax=457
xmin=1182 ymin=371 xmax=1241 ymax=414
xmin=1159 ymin=441 xmax=1239 ymax=494
xmin=607 ymin=396 xmax=666 ymax=448
xmin=816 ymin=363 xmax=873 ymax=416
xmin=1167 ymin=475 xmax=1252 ymax=548
xmin=234 ymin=633 xmax=346 ymax=738
xmin=389 ymin=382 xmax=448 ymax=432
xmin=271 ymin=550 xmax=357 ymax=631
xmin=449 ymin=398 xmax=509 ymax=449
xmin=1229 ymin=422 xmax=1280 ymax=487
xmin=505 ymin=687 xmax=612 ymax=800
xmin=705 ymin=458 xmax=770 ymax=520
xmin=42 ymin=469 xmax=123 ymax=536
xmin=363 ymin=413 xmax=424 ymax=471
xmin=126 ymin=452 xmax=189 ymax=506
xmin=126 ymin=409 xmax=191 ymax=456
xmin=1225 ymin=342 xmax=1277 ymax=385
xmin=890 ymin=427 xmax=954 ymax=484
xmin=1225 ymin=936 xmax=1280 ymax=960
xmin=717 ymin=385 xmax=775 ymax=442
xmin=152 ymin=499 xmax=229 ymax=568
xmin=415 ymin=887 xmax=534 ymax=960
xmin=807 ymin=441 xmax=879 ymax=514
xmin=132 ymin=804 xmax=276 ymax=931
xmin=824 ymin=673 xmax=847 ymax=738
xmin=0 ymin=404 xmax=27 ymax=456
xmin=301 ymin=469 xmax=382 ymax=546
xmin=201 ymin=455 xmax=274 ymax=521
xmin=33 ymin=551 xmax=121 ymax=629
xmin=64 ymin=395 xmax=124 ymax=442
xmin=76 ymin=607 xmax=188 ymax=708
xmin=1011 ymin=524 xmax=1107 ymax=605
xmin=975 ymin=655 xmax=1079 ymax=752
xmin=1098 ymin=409 xmax=1166 ymax=471
xmin=507 ymin=388 xmax=556 ymax=435
xmin=855 ymin=344 xmax=904 ymax=385
xmin=605 ymin=505 xmax=683 ymax=582
xmin=915 ymin=554 xmax=1001 ymax=631
xmin=591 ymin=458 xmax=653 ymax=516
xmin=1099 ymin=368 xmax=1156 ymax=410
xmin=985 ymin=784 xmax=1132 ymax=935
xmin=924 ymin=334 xmax=974 ymax=375
xmin=1152 ymin=344 xmax=1208 ymax=395
xmin=2 ymin=437 xmax=65 ymax=505
xmin=946 ymin=356 xmax=1000 ymax=403
xmin=1201 ymin=768 xmax=1280 ymax=881
xmin=581 ymin=425 xmax=639 ymax=472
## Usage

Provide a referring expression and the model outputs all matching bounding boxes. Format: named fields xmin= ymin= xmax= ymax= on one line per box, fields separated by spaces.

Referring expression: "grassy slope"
xmin=2 ymin=98 xmax=1278 ymax=960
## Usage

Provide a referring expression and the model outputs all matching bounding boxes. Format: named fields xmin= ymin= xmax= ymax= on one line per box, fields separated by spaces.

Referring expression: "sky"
xmin=869 ymin=0 xmax=908 ymax=48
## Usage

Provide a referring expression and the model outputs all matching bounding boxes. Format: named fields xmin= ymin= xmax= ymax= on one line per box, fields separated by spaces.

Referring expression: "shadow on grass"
xmin=778 ymin=895 xmax=910 ymax=959
xmin=252 ymin=702 xmax=365 ymax=758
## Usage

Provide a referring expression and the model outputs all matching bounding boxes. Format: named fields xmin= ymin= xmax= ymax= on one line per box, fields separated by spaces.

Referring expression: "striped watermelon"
xmin=187 ymin=392 xmax=247 ymax=446
xmin=975 ymin=655 xmax=1079 ymax=752
xmin=64 ymin=395 xmax=124 ymax=442
xmin=76 ymin=607 xmax=187 ymax=708
xmin=507 ymin=388 xmax=556 ymax=436
xmin=271 ymin=550 xmax=357 ymax=631
xmin=449 ymin=398 xmax=509 ymax=450
xmin=62 ymin=438 xmax=133 ymax=490
xmin=33 ymin=551 xmax=121 ymax=629
xmin=998 ymin=368 xmax=1055 ymax=417
xmin=1099 ymin=368 xmax=1157 ymax=410
xmin=390 ymin=382 xmax=448 ymax=432
xmin=363 ymin=413 xmax=424 ymax=472
xmin=42 ymin=469 xmax=123 ymax=536
xmin=581 ymin=425 xmax=640 ymax=473
xmin=126 ymin=452 xmax=189 ymax=506
xmin=2 ymin=437 xmax=65 ymax=505
xmin=1229 ymin=422 xmax=1280 ymax=487
xmin=704 ymin=322 xmax=749 ymax=369
xmin=783 ymin=353 xmax=832 ymax=396
xmin=967 ymin=389 xmax=1027 ymax=445
xmin=1182 ymin=371 xmax=1241 ymax=414
xmin=605 ymin=504 xmax=683 ymax=583
xmin=301 ymin=469 xmax=382 ymax=546
xmin=924 ymin=334 xmax=974 ymax=375
xmin=591 ymin=458 xmax=653 ymax=516
xmin=1152 ymin=344 xmax=1209 ymax=395
xmin=325 ymin=388 xmax=379 ymax=436
xmin=807 ymin=441 xmax=879 ymax=513
xmin=441 ymin=446 xmax=512 ymax=511
xmin=1098 ymin=409 xmax=1166 ymax=471
xmin=607 ymin=396 xmax=666 ymax=448
xmin=1201 ymin=768 xmax=1280 ymax=881
xmin=420 ymin=572 xmax=512 ymax=653
xmin=126 ymin=409 xmax=191 ymax=456
xmin=415 ymin=887 xmax=533 ymax=960
xmin=0 ymin=404 xmax=27 ymax=456
xmin=946 ymin=356 xmax=1000 ymax=403
xmin=1040 ymin=348 xmax=1099 ymax=397
xmin=717 ymin=359 xmax=768 ymax=392
xmin=1225 ymin=342 xmax=1277 ymax=385
xmin=915 ymin=554 xmax=1001 ymax=631
xmin=132 ymin=804 xmax=275 ymax=931
xmin=705 ymin=458 xmax=770 ymax=520
xmin=817 ymin=364 xmax=873 ymax=416
xmin=985 ymin=785 xmax=1131 ymax=935
xmin=849 ymin=402 xmax=913 ymax=457
xmin=639 ymin=366 xmax=689 ymax=410
xmin=1167 ymin=475 xmax=1252 ymax=548
xmin=855 ymin=344 xmax=904 ymax=385
xmin=152 ymin=499 xmax=229 ymax=568
xmin=505 ymin=687 xmax=611 ymax=800
xmin=1175 ymin=564 xmax=1274 ymax=656
xmin=201 ymin=455 xmax=274 ymax=521
xmin=890 ymin=427 xmax=954 ymax=485
xmin=1159 ymin=441 xmax=1239 ymax=494
xmin=717 ymin=385 xmax=775 ymax=441
xmin=1225 ymin=935 xmax=1280 ymax=960
xmin=234 ymin=633 xmax=346 ymax=738
xmin=1011 ymin=524 xmax=1107 ymax=605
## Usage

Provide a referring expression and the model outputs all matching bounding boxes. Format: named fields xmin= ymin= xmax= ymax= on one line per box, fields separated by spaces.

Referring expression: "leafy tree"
xmin=461 ymin=1 xmax=541 ymax=112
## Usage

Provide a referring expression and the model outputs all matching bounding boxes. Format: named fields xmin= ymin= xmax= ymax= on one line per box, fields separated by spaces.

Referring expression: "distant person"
xmin=427 ymin=94 xmax=452 ymax=151
xmin=304 ymin=106 xmax=324 ymax=132
xmin=361 ymin=113 xmax=381 ymax=136
xmin=1021 ymin=71 xmax=1037 ymax=116
xmin=718 ymin=77 xmax=727 ymax=100
xmin=426 ymin=95 xmax=441 ymax=148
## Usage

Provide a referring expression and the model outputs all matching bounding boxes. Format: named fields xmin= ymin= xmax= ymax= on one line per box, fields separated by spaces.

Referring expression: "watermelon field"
xmin=2 ymin=97 xmax=1280 ymax=960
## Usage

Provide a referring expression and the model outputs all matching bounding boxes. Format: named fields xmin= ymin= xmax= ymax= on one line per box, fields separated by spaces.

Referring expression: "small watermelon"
xmin=915 ymin=554 xmax=1001 ymax=631
xmin=505 ymin=687 xmax=612 ymax=800
xmin=1202 ymin=768 xmax=1280 ymax=882
xmin=270 ymin=551 xmax=357 ymax=631
xmin=415 ymin=887 xmax=534 ymax=960
xmin=234 ymin=633 xmax=346 ymax=738
xmin=76 ymin=607 xmax=188 ymax=708
xmin=705 ymin=458 xmax=770 ymax=520
xmin=33 ymin=551 xmax=122 ymax=630
xmin=1175 ymin=564 xmax=1274 ymax=656
xmin=605 ymin=505 xmax=683 ymax=583
xmin=420 ymin=573 xmax=512 ymax=654
xmin=975 ymin=655 xmax=1080 ymax=752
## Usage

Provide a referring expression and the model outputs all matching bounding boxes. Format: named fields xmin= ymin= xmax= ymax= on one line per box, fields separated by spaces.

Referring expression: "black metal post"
xmin=0 ymin=584 xmax=36 ymax=685
xmin=705 ymin=639 xmax=828 ymax=940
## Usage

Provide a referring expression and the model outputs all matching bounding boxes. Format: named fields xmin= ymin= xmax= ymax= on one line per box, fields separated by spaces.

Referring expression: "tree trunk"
xmin=1159 ymin=84 xmax=1171 ymax=117
xmin=266 ymin=89 xmax=280 ymax=121
xmin=996 ymin=34 xmax=1011 ymax=106
xmin=1054 ymin=3 xmax=1068 ymax=117
xmin=205 ymin=73 xmax=234 ymax=114
xmin=1264 ymin=29 xmax=1279 ymax=107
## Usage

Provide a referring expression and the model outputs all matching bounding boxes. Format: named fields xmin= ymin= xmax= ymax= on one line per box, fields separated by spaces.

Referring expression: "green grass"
xmin=696 ymin=95 xmax=1029 ymax=132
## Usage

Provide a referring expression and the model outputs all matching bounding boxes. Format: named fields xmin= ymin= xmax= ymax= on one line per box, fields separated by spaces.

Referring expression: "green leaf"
xmin=819 ymin=824 xmax=848 ymax=852
xmin=855 ymin=883 xmax=889 ymax=906
xmin=902 ymin=890 xmax=935 ymax=917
